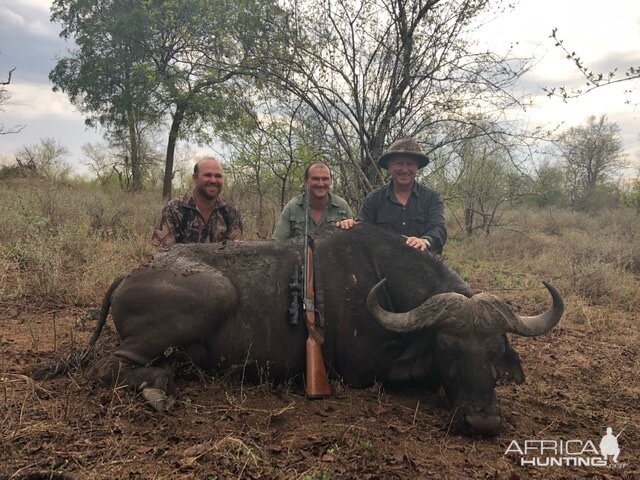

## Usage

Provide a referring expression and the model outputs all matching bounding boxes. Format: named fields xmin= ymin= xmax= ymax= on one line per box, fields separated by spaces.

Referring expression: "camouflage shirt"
xmin=272 ymin=193 xmax=353 ymax=240
xmin=151 ymin=192 xmax=243 ymax=248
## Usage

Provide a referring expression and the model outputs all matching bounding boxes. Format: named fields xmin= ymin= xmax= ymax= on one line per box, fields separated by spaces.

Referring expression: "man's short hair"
xmin=304 ymin=162 xmax=332 ymax=180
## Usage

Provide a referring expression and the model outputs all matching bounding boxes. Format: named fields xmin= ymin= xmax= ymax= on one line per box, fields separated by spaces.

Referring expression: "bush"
xmin=0 ymin=179 xmax=158 ymax=310
xmin=1 ymin=180 xmax=638 ymax=330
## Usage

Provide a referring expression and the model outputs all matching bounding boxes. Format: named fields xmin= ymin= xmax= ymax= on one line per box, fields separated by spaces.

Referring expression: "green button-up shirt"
xmin=272 ymin=193 xmax=353 ymax=240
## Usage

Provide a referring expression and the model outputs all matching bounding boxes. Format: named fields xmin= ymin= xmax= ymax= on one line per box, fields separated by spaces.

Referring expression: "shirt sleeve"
xmin=151 ymin=203 xmax=180 ymax=248
xmin=356 ymin=192 xmax=376 ymax=223
xmin=225 ymin=204 xmax=244 ymax=241
xmin=344 ymin=202 xmax=354 ymax=219
xmin=420 ymin=191 xmax=447 ymax=254
xmin=272 ymin=203 xmax=293 ymax=240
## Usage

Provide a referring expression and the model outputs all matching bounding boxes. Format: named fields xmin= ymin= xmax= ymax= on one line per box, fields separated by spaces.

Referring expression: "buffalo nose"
xmin=465 ymin=414 xmax=502 ymax=436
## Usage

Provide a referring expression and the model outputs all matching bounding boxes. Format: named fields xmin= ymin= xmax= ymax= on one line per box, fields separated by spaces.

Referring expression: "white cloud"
xmin=5 ymin=81 xmax=80 ymax=120
xmin=476 ymin=0 xmax=640 ymax=82
xmin=0 ymin=5 xmax=26 ymax=27
xmin=0 ymin=0 xmax=58 ymax=38
xmin=473 ymin=0 xmax=640 ymax=161
xmin=2 ymin=0 xmax=50 ymax=12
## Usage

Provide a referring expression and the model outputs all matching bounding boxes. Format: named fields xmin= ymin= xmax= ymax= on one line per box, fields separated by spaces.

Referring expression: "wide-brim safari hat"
xmin=377 ymin=137 xmax=429 ymax=170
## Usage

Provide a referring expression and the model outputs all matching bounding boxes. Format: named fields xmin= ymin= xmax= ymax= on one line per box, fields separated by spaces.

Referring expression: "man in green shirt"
xmin=272 ymin=163 xmax=353 ymax=240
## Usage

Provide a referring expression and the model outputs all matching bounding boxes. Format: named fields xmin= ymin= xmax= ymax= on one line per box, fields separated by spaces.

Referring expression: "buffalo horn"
xmin=470 ymin=281 xmax=564 ymax=336
xmin=367 ymin=279 xmax=469 ymax=332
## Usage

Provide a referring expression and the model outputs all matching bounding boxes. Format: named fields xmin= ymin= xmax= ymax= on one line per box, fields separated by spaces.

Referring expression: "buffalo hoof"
xmin=142 ymin=387 xmax=175 ymax=412
xmin=464 ymin=413 xmax=502 ymax=436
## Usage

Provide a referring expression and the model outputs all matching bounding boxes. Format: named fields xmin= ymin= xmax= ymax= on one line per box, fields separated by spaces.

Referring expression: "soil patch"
xmin=1 ymin=312 xmax=638 ymax=479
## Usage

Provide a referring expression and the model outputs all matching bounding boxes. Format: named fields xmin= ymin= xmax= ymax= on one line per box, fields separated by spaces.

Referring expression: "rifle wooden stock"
xmin=304 ymin=246 xmax=332 ymax=399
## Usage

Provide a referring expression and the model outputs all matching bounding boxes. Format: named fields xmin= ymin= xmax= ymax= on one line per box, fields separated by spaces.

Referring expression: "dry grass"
xmin=0 ymin=180 xmax=639 ymax=478
xmin=445 ymin=206 xmax=640 ymax=338
xmin=0 ymin=180 xmax=159 ymax=312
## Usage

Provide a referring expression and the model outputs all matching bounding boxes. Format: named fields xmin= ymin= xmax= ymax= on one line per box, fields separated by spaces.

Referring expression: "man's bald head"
xmin=194 ymin=156 xmax=222 ymax=175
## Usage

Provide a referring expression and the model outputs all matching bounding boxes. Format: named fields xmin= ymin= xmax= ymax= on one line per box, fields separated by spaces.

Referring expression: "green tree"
xmin=82 ymin=132 xmax=163 ymax=190
xmin=622 ymin=175 xmax=640 ymax=214
xmin=557 ymin=115 xmax=625 ymax=208
xmin=50 ymin=0 xmax=285 ymax=197
xmin=141 ymin=0 xmax=278 ymax=199
xmin=50 ymin=0 xmax=158 ymax=191
xmin=528 ymin=161 xmax=567 ymax=208
xmin=436 ymin=126 xmax=524 ymax=236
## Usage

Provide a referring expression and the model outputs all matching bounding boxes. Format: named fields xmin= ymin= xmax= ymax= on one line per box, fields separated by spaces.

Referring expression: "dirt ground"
xmin=1 ymin=308 xmax=638 ymax=480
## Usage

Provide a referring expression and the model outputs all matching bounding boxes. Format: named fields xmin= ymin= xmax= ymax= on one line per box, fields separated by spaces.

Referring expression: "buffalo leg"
xmin=92 ymin=354 xmax=177 ymax=412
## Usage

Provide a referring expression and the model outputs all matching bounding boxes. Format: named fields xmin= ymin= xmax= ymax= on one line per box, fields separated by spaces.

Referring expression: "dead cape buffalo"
xmin=37 ymin=223 xmax=563 ymax=436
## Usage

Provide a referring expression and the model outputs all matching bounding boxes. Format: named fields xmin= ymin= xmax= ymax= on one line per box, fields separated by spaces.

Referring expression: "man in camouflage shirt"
xmin=151 ymin=157 xmax=243 ymax=248
xmin=272 ymin=163 xmax=353 ymax=240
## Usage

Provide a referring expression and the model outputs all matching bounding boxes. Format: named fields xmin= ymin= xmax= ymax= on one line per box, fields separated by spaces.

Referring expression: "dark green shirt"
xmin=357 ymin=182 xmax=447 ymax=254
xmin=272 ymin=193 xmax=353 ymax=240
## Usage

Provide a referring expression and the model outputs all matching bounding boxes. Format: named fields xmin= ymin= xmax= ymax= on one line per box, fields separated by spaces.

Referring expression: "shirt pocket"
xmin=326 ymin=208 xmax=349 ymax=222
xmin=406 ymin=209 xmax=429 ymax=236
xmin=375 ymin=209 xmax=401 ymax=229
xmin=291 ymin=218 xmax=305 ymax=238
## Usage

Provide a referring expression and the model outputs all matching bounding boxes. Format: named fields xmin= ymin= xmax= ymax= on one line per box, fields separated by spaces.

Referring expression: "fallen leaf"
xmin=182 ymin=442 xmax=210 ymax=457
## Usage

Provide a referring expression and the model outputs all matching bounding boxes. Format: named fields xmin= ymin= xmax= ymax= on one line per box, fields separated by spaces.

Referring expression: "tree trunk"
xmin=162 ymin=103 xmax=186 ymax=200
xmin=128 ymin=106 xmax=142 ymax=191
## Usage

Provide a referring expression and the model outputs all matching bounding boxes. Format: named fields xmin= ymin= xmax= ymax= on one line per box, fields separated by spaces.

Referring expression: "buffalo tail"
xmin=31 ymin=275 xmax=125 ymax=380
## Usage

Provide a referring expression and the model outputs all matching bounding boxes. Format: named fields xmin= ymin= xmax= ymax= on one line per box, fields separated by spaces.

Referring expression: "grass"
xmin=0 ymin=177 xmax=639 ymax=478
xmin=0 ymin=179 xmax=159 ymax=311
xmin=1 ymin=178 xmax=639 ymax=336
xmin=445 ymin=206 xmax=640 ymax=338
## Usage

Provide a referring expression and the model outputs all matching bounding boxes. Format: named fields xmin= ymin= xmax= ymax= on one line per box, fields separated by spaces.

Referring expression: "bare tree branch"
xmin=544 ymin=28 xmax=640 ymax=101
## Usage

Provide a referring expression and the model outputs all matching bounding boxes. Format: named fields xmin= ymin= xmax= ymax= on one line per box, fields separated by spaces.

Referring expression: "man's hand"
xmin=336 ymin=219 xmax=357 ymax=229
xmin=404 ymin=236 xmax=429 ymax=251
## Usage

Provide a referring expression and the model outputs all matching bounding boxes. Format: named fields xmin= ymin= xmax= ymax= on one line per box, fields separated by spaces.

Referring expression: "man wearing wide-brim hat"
xmin=338 ymin=137 xmax=447 ymax=254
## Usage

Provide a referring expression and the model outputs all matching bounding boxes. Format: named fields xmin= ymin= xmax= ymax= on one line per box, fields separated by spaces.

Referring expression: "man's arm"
xmin=356 ymin=192 xmax=376 ymax=223
xmin=225 ymin=203 xmax=244 ymax=241
xmin=272 ymin=202 xmax=293 ymax=240
xmin=420 ymin=192 xmax=447 ymax=254
xmin=151 ymin=203 xmax=180 ymax=248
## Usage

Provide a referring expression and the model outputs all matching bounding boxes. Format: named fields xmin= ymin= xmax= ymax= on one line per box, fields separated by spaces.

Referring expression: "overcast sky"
xmin=1 ymin=0 xmax=639 ymax=174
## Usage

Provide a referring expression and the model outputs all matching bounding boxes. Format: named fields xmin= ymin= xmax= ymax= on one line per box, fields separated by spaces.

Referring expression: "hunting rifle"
xmin=302 ymin=185 xmax=332 ymax=399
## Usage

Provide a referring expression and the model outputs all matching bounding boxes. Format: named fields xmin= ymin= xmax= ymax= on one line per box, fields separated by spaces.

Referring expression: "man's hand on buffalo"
xmin=404 ymin=236 xmax=429 ymax=251
xmin=336 ymin=218 xmax=357 ymax=229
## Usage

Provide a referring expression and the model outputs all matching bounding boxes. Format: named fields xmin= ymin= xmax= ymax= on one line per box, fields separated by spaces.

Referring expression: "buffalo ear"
xmin=494 ymin=336 xmax=525 ymax=384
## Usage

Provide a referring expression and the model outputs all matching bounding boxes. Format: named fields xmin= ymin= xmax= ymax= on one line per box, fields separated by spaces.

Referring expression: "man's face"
xmin=388 ymin=156 xmax=418 ymax=188
xmin=193 ymin=159 xmax=224 ymax=200
xmin=305 ymin=165 xmax=332 ymax=201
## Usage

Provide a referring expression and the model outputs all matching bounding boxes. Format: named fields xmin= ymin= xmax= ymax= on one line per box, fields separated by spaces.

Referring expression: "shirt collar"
xmin=185 ymin=191 xmax=226 ymax=210
xmin=296 ymin=192 xmax=337 ymax=207
xmin=384 ymin=181 xmax=419 ymax=199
